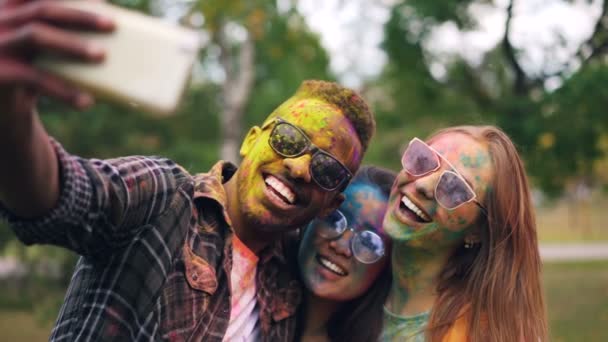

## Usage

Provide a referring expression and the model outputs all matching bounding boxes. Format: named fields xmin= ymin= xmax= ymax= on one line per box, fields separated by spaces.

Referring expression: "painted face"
xmin=298 ymin=181 xmax=391 ymax=301
xmin=383 ymin=132 xmax=494 ymax=247
xmin=236 ymin=98 xmax=363 ymax=233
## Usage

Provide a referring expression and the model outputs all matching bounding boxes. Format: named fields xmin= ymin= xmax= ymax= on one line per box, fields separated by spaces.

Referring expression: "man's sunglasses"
xmin=311 ymin=210 xmax=385 ymax=264
xmin=264 ymin=117 xmax=352 ymax=191
xmin=401 ymin=138 xmax=487 ymax=213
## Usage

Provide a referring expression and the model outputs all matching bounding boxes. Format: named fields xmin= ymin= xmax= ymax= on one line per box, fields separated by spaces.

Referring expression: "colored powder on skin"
xmin=460 ymin=151 xmax=489 ymax=169
xmin=439 ymin=227 xmax=468 ymax=242
xmin=289 ymin=80 xmax=374 ymax=151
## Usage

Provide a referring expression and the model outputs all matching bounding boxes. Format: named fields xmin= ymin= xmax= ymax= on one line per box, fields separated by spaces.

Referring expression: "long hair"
xmin=296 ymin=165 xmax=396 ymax=342
xmin=326 ymin=261 xmax=392 ymax=342
xmin=424 ymin=126 xmax=548 ymax=342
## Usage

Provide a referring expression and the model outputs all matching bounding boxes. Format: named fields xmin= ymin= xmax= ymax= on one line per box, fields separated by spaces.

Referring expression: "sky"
xmin=150 ymin=0 xmax=603 ymax=89
xmin=296 ymin=0 xmax=603 ymax=89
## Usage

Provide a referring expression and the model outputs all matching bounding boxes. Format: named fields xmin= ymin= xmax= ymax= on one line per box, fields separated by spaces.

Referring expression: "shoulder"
xmin=441 ymin=310 xmax=487 ymax=342
xmin=441 ymin=314 xmax=468 ymax=342
xmin=191 ymin=161 xmax=234 ymax=198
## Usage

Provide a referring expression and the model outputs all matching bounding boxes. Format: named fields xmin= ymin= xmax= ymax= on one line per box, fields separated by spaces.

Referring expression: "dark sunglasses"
xmin=264 ymin=117 xmax=352 ymax=191
xmin=311 ymin=210 xmax=385 ymax=264
xmin=401 ymin=138 xmax=487 ymax=213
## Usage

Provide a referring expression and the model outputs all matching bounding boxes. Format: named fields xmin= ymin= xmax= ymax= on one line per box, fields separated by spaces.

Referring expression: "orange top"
xmin=382 ymin=307 xmax=482 ymax=342
xmin=441 ymin=314 xmax=468 ymax=342
xmin=441 ymin=310 xmax=490 ymax=342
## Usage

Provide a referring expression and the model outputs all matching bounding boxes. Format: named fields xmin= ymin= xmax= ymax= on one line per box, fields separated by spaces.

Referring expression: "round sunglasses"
xmin=264 ymin=117 xmax=352 ymax=191
xmin=310 ymin=210 xmax=386 ymax=264
xmin=401 ymin=138 xmax=487 ymax=213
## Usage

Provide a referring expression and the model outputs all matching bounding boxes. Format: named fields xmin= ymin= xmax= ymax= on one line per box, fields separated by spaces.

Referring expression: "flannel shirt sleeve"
xmin=0 ymin=138 xmax=191 ymax=257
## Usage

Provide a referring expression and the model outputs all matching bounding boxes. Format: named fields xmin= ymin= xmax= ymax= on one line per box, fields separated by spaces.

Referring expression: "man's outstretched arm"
xmin=0 ymin=0 xmax=112 ymax=217
xmin=0 ymin=2 xmax=193 ymax=259
xmin=0 ymin=100 xmax=60 ymax=218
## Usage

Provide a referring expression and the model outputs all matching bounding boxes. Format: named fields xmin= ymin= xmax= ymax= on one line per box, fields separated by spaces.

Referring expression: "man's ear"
xmin=317 ymin=193 xmax=345 ymax=218
xmin=240 ymin=126 xmax=262 ymax=157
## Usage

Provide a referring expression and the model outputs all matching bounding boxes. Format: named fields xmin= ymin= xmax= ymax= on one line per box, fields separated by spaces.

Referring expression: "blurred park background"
xmin=1 ymin=0 xmax=607 ymax=340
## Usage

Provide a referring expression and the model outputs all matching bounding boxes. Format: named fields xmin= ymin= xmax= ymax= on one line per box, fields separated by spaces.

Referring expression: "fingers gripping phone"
xmin=35 ymin=1 xmax=201 ymax=116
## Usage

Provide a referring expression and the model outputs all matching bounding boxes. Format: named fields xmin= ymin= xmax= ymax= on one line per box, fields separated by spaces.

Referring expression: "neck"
xmin=223 ymin=174 xmax=268 ymax=255
xmin=301 ymin=292 xmax=340 ymax=341
xmin=386 ymin=241 xmax=453 ymax=317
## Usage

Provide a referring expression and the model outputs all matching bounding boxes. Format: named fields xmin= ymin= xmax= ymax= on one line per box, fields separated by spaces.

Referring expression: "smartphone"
xmin=35 ymin=1 xmax=201 ymax=116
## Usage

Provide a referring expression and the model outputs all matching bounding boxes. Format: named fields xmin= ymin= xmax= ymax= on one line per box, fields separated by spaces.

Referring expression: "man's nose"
xmin=283 ymin=154 xmax=312 ymax=183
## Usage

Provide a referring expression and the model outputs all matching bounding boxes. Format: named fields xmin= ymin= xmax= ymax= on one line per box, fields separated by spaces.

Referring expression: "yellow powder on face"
xmin=264 ymin=80 xmax=375 ymax=151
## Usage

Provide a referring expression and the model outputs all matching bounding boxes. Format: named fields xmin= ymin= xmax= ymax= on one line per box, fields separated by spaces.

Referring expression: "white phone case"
xmin=35 ymin=1 xmax=201 ymax=116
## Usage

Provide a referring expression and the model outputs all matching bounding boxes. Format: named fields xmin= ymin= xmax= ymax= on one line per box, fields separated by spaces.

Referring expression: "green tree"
xmin=186 ymin=0 xmax=332 ymax=162
xmin=1 ymin=0 xmax=331 ymax=317
xmin=367 ymin=0 xmax=608 ymax=196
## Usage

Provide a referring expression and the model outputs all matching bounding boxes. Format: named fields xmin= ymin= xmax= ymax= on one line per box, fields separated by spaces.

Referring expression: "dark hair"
xmin=301 ymin=165 xmax=397 ymax=342
xmin=268 ymin=80 xmax=376 ymax=152
xmin=326 ymin=265 xmax=391 ymax=342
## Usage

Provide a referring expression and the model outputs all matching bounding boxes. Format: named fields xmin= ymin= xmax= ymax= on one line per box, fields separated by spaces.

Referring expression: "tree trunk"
xmin=219 ymin=26 xmax=255 ymax=163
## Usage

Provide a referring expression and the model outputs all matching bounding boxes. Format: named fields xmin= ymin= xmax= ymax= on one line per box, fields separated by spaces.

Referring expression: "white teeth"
xmin=401 ymin=196 xmax=430 ymax=221
xmin=265 ymin=176 xmax=296 ymax=204
xmin=318 ymin=256 xmax=346 ymax=276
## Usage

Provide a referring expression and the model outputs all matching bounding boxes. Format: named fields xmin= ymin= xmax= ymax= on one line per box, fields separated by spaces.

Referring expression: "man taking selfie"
xmin=0 ymin=1 xmax=375 ymax=341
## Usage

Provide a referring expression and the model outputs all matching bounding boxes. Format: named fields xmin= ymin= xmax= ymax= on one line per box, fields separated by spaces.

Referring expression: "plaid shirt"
xmin=1 ymin=140 xmax=302 ymax=341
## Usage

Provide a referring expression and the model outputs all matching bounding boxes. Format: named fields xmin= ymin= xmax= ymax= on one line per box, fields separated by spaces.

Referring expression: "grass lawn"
xmin=543 ymin=260 xmax=608 ymax=342
xmin=0 ymin=311 xmax=53 ymax=342
xmin=1 ymin=260 xmax=606 ymax=341
xmin=536 ymin=195 xmax=608 ymax=242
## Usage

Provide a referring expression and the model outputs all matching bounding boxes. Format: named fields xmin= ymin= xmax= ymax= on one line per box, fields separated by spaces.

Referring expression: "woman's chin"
xmin=383 ymin=213 xmax=420 ymax=241
xmin=306 ymin=277 xmax=352 ymax=301
xmin=312 ymin=288 xmax=351 ymax=302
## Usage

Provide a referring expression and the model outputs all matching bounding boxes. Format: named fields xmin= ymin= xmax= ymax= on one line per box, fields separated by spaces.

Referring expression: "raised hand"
xmin=0 ymin=0 xmax=114 ymax=113
xmin=0 ymin=0 xmax=115 ymax=218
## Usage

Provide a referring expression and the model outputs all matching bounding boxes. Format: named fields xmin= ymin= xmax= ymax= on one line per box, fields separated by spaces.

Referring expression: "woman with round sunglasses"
xmin=296 ymin=165 xmax=396 ymax=342
xmin=381 ymin=126 xmax=547 ymax=342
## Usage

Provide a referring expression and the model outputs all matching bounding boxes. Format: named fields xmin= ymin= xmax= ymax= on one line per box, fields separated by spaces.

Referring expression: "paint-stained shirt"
xmin=381 ymin=307 xmax=429 ymax=342
xmin=382 ymin=307 xmax=475 ymax=342
xmin=223 ymin=234 xmax=260 ymax=341
xmin=0 ymin=139 xmax=302 ymax=341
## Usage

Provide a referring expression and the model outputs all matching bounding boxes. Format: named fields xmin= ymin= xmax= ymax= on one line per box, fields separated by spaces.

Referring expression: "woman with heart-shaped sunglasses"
xmin=381 ymin=126 xmax=548 ymax=342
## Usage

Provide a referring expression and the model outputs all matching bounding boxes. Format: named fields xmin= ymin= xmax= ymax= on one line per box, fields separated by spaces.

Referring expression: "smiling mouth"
xmin=399 ymin=195 xmax=432 ymax=223
xmin=316 ymin=254 xmax=347 ymax=276
xmin=264 ymin=174 xmax=297 ymax=206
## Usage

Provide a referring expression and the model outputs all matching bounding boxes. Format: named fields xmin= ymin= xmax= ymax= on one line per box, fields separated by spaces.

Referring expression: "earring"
xmin=464 ymin=237 xmax=475 ymax=249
